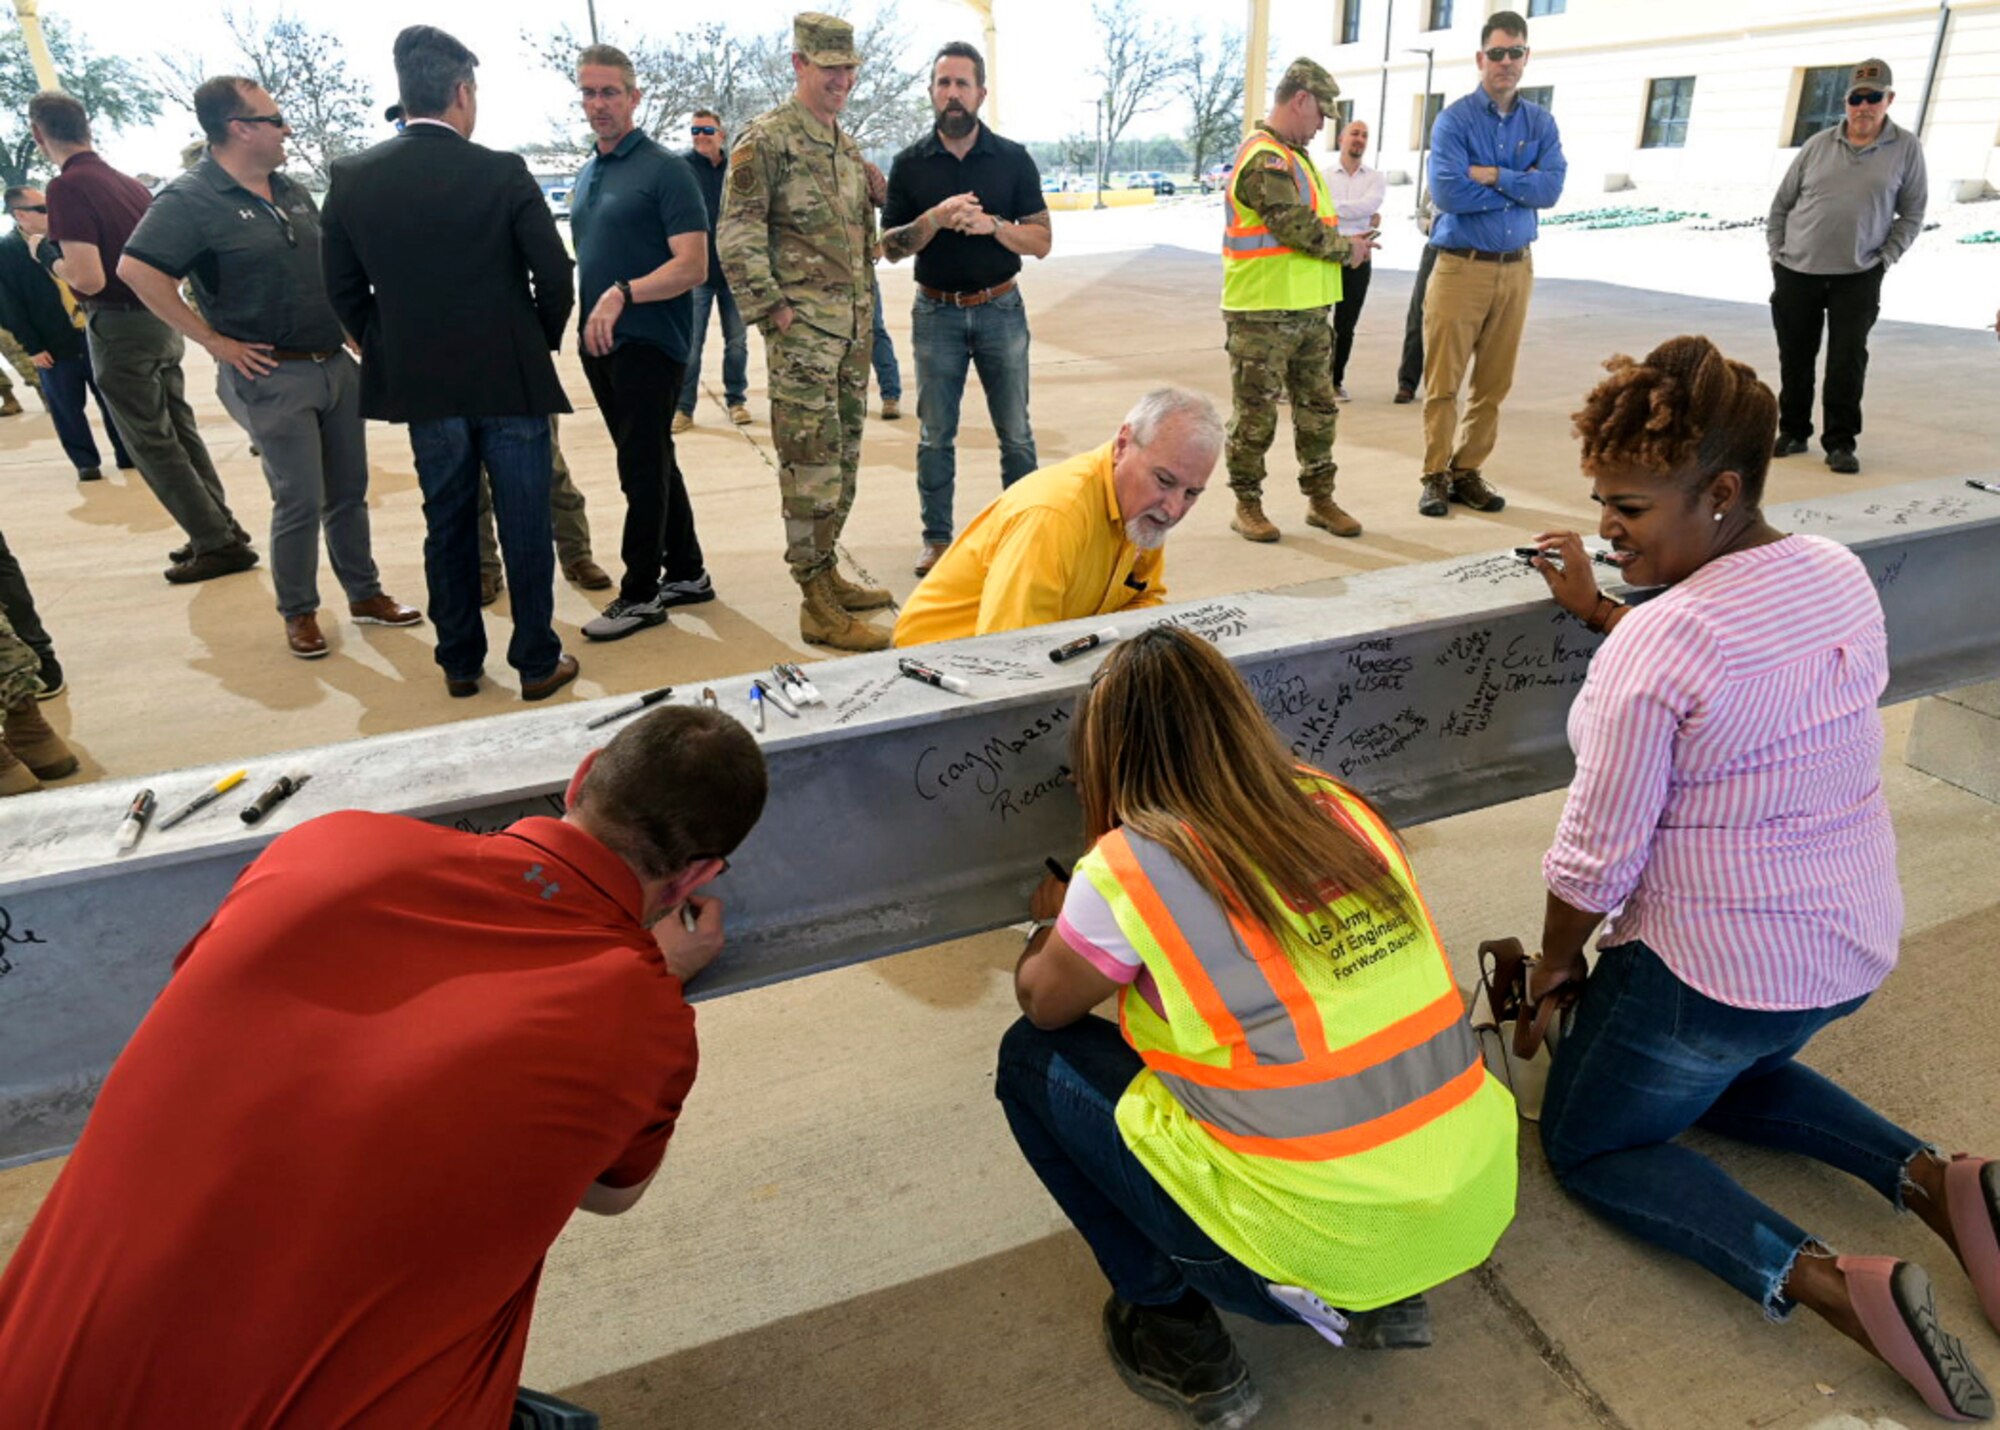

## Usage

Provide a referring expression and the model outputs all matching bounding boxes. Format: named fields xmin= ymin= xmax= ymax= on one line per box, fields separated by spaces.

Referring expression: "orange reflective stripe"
xmin=1138 ymin=987 xmax=1468 ymax=1091
xmin=1100 ymin=831 xmax=1253 ymax=1070
xmin=1228 ymin=904 xmax=1332 ymax=1058
xmin=1194 ymin=1060 xmax=1485 ymax=1162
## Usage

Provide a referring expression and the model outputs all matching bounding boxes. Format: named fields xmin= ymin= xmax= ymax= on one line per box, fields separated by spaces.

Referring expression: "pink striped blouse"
xmin=1542 ymin=535 xmax=1901 ymax=1011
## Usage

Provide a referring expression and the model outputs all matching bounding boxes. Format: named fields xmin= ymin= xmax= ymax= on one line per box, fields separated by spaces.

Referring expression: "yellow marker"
xmin=157 ymin=769 xmax=249 ymax=830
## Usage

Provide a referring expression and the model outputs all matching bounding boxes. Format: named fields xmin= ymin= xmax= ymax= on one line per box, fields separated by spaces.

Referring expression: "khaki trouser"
xmin=1420 ymin=249 xmax=1533 ymax=477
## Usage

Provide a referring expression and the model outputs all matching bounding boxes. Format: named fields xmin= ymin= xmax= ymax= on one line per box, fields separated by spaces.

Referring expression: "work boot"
xmin=1306 ymin=494 xmax=1363 ymax=538
xmin=0 ymin=737 xmax=40 ymax=796
xmin=1102 ymin=1296 xmax=1262 ymax=1429
xmin=826 ymin=565 xmax=893 ymax=611
xmin=729 ymin=405 xmax=753 ymax=426
xmin=1449 ymin=470 xmax=1507 ymax=512
xmin=1418 ymin=472 xmax=1452 ymax=517
xmin=672 ymin=411 xmax=694 ymax=434
xmin=0 ymin=391 xmax=21 ymax=417
xmin=881 ymin=397 xmax=901 ymax=420
xmin=563 ymin=558 xmax=613 ymax=591
xmin=799 ymin=571 xmax=890 ymax=651
xmin=1229 ymin=499 xmax=1280 ymax=543
xmin=4 ymin=696 xmax=78 ymax=781
xmin=480 ymin=568 xmax=503 ymax=606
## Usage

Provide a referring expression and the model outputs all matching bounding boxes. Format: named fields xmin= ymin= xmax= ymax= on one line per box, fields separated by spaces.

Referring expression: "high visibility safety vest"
xmin=1220 ymin=130 xmax=1345 ymax=314
xmin=1078 ymin=772 xmax=1517 ymax=1309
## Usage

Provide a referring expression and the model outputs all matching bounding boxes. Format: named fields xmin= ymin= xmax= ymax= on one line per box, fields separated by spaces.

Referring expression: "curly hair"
xmin=1571 ymin=335 xmax=1777 ymax=508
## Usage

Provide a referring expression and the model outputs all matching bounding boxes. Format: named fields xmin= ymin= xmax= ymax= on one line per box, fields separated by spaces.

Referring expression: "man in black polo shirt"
xmin=572 ymin=44 xmax=714 ymax=643
xmin=674 ymin=108 xmax=750 ymax=434
xmin=882 ymin=42 xmax=1050 ymax=577
xmin=121 ymin=78 xmax=422 ymax=659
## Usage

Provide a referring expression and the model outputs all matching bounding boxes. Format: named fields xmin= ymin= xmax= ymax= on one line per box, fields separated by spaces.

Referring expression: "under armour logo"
xmin=238 ymin=208 xmax=257 ymax=220
xmin=522 ymin=864 xmax=561 ymax=899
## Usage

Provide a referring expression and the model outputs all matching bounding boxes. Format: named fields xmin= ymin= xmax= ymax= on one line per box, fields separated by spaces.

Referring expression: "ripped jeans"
xmin=1539 ymin=941 xmax=1927 ymax=1318
xmin=995 ymin=1015 xmax=1295 ymax=1324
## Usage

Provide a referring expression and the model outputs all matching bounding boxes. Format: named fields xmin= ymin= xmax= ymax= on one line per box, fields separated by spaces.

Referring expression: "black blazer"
xmin=320 ymin=124 xmax=574 ymax=423
xmin=0 ymin=230 xmax=85 ymax=361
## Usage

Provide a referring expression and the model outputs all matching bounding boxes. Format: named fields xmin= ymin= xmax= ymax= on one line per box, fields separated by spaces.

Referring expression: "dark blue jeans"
xmin=996 ymin=1015 xmax=1296 ymax=1325
xmin=42 ymin=353 xmax=131 ymax=473
xmin=1539 ymin=941 xmax=1926 ymax=1318
xmin=912 ymin=286 xmax=1036 ymax=545
xmin=870 ymin=282 xmax=900 ymax=401
xmin=677 ymin=281 xmax=748 ymax=415
xmin=409 ymin=416 xmax=560 ymax=683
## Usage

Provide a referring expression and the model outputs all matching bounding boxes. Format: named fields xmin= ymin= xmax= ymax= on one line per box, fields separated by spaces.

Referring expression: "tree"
xmin=1089 ymin=0 xmax=1176 ymax=193
xmin=0 ymin=19 xmax=161 ymax=188
xmin=1178 ymin=25 xmax=1243 ymax=180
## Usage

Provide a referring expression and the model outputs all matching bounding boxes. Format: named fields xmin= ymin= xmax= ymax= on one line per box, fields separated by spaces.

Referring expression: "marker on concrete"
xmin=157 ymin=769 xmax=247 ymax=831
xmin=586 ymin=687 xmax=672 ymax=730
xmin=114 ymin=789 xmax=156 ymax=853
xmin=749 ymin=684 xmax=766 ymax=732
xmin=898 ymin=657 xmax=973 ymax=697
xmin=241 ymin=772 xmax=311 ymax=826
xmin=1050 ymin=626 xmax=1119 ymax=664
xmin=752 ymin=678 xmax=799 ymax=718
xmin=1968 ymin=479 xmax=2000 ymax=497
xmin=784 ymin=663 xmax=823 ymax=705
xmin=702 ymin=687 xmax=719 ymax=710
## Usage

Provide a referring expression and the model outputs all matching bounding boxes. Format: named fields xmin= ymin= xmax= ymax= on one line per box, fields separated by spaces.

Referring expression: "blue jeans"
xmin=995 ymin=1016 xmax=1296 ymax=1325
xmin=870 ymin=283 xmax=900 ymax=401
xmin=912 ymin=286 xmax=1036 ymax=545
xmin=42 ymin=353 xmax=131 ymax=473
xmin=677 ymin=281 xmax=748 ymax=414
xmin=1539 ymin=941 xmax=1926 ymax=1318
xmin=408 ymin=416 xmax=560 ymax=683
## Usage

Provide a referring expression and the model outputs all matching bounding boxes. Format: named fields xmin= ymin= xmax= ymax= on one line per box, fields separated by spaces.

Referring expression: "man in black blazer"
xmin=320 ymin=25 xmax=579 ymax=701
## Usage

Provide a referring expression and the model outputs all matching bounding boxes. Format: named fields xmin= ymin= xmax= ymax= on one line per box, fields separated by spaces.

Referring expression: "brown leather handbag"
xmin=1471 ymin=937 xmax=1574 ymax=1121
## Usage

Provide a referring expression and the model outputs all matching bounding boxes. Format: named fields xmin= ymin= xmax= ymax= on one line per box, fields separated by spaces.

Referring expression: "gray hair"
xmin=1124 ymin=386 xmax=1223 ymax=457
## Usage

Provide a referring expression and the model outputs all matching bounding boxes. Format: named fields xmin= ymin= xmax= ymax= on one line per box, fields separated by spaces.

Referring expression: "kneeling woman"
xmin=997 ymin=626 xmax=1517 ymax=1428
xmin=1529 ymin=336 xmax=1999 ymax=1422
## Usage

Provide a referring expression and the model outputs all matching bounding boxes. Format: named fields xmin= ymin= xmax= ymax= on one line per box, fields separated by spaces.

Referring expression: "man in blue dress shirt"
xmin=1418 ymin=9 xmax=1564 ymax=518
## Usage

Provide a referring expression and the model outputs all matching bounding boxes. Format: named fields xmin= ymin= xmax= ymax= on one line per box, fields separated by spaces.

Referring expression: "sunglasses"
xmin=10 ymin=203 xmax=46 ymax=214
xmin=232 ymin=112 xmax=287 ymax=128
xmin=690 ymin=125 xmax=719 ymax=135
xmin=1846 ymin=90 xmax=1885 ymax=106
xmin=1483 ymin=45 xmax=1528 ymax=62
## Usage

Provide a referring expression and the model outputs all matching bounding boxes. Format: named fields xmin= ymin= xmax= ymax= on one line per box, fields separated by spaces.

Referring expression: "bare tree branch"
xmin=1090 ymin=0 xmax=1176 ymax=190
xmin=1178 ymin=26 xmax=1243 ymax=180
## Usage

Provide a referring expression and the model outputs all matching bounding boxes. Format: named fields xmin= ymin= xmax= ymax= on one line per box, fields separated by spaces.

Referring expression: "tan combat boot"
xmin=3 ymin=697 xmax=78 ymax=782
xmin=1230 ymin=499 xmax=1280 ymax=543
xmin=825 ymin=566 xmax=893 ymax=612
xmin=0 ymin=390 xmax=21 ymax=418
xmin=0 ymin=735 xmax=40 ymax=796
xmin=800 ymin=572 xmax=891 ymax=652
xmin=1306 ymin=494 xmax=1363 ymax=538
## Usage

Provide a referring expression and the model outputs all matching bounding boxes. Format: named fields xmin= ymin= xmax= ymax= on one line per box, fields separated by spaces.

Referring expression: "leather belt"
xmin=918 ymin=277 xmax=1017 ymax=308
xmin=269 ymin=348 xmax=340 ymax=362
xmin=1434 ymin=245 xmax=1530 ymax=264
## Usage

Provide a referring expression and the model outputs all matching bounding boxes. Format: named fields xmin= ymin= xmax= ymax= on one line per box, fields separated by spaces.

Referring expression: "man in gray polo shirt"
xmin=121 ymin=77 xmax=421 ymax=659
xmin=1767 ymin=57 xmax=1927 ymax=476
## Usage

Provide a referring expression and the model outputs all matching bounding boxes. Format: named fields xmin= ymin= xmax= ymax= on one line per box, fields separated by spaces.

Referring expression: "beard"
xmin=1125 ymin=515 xmax=1170 ymax=551
xmin=936 ymin=104 xmax=977 ymax=139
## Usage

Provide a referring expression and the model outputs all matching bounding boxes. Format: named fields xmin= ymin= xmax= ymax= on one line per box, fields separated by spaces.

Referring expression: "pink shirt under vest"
xmin=1542 ymin=534 xmax=1901 ymax=1011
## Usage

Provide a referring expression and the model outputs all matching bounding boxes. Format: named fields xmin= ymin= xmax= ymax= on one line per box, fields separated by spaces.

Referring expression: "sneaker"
xmin=729 ymin=404 xmax=753 ymax=426
xmin=1333 ymin=383 xmax=1351 ymax=402
xmin=1773 ymin=434 xmax=1809 ymax=458
xmin=1826 ymin=448 xmax=1861 ymax=475
xmin=1418 ymin=472 xmax=1452 ymax=517
xmin=1449 ymin=470 xmax=1507 ymax=512
xmin=77 ymin=467 xmax=103 ymax=482
xmin=657 ymin=571 xmax=716 ymax=608
xmin=33 ymin=653 xmax=64 ymax=700
xmin=582 ymin=594 xmax=667 ymax=641
xmin=164 ymin=544 xmax=259 ymax=584
xmin=881 ymin=397 xmax=901 ymax=420
xmin=1101 ymin=1297 xmax=1262 ymax=1429
xmin=672 ymin=411 xmax=694 ymax=434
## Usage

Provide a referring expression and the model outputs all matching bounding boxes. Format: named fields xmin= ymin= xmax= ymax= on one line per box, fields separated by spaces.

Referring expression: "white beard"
xmin=1125 ymin=516 xmax=1169 ymax=551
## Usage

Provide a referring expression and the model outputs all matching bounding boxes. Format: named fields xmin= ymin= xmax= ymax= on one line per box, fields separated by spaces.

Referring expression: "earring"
xmin=1714 ymin=512 xmax=1725 ymax=522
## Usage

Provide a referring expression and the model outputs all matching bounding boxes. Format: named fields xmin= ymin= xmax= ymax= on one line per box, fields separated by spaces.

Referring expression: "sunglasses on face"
xmin=10 ymin=203 xmax=46 ymax=214
xmin=233 ymin=112 xmax=286 ymax=129
xmin=1483 ymin=45 xmax=1528 ymax=62
xmin=1847 ymin=90 xmax=1885 ymax=106
xmin=690 ymin=125 xmax=719 ymax=135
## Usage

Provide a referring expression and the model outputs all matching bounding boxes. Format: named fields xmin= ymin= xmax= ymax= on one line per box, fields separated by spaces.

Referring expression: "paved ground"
xmin=2 ymin=220 xmax=1998 ymax=1428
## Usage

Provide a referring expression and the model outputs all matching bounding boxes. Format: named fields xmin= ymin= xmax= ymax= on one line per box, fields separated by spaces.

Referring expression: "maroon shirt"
xmin=45 ymin=150 xmax=153 ymax=308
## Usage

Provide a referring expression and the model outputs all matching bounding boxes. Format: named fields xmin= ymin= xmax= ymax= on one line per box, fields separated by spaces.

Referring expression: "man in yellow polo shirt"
xmin=893 ymin=387 xmax=1218 ymax=646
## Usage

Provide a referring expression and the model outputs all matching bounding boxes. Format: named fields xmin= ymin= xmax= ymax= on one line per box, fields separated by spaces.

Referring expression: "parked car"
xmin=1124 ymin=170 xmax=1177 ymax=195
xmin=545 ymin=185 xmax=572 ymax=221
xmin=1199 ymin=162 xmax=1233 ymax=194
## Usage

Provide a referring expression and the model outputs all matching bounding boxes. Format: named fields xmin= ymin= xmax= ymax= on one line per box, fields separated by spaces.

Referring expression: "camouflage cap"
xmin=1847 ymin=57 xmax=1893 ymax=92
xmin=794 ymin=12 xmax=862 ymax=67
xmin=1279 ymin=57 xmax=1342 ymax=118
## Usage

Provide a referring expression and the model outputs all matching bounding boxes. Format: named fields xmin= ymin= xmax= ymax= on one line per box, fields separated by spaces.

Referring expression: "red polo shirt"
xmin=44 ymin=150 xmax=154 ymax=309
xmin=0 ymin=813 xmax=697 ymax=1428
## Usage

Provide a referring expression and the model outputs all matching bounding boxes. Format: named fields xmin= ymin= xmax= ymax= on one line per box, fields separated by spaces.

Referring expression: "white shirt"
xmin=1324 ymin=158 xmax=1386 ymax=238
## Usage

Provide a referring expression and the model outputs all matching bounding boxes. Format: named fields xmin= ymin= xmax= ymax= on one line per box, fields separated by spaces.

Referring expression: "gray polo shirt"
xmin=1766 ymin=118 xmax=1928 ymax=276
xmin=123 ymin=154 xmax=344 ymax=349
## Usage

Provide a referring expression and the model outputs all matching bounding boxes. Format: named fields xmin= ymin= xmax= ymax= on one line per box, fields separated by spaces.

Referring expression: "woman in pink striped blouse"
xmin=1525 ymin=336 xmax=1999 ymax=1423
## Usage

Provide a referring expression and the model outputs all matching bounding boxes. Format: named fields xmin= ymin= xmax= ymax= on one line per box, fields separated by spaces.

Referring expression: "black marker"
xmin=241 ymin=772 xmax=311 ymax=825
xmin=114 ymin=789 xmax=156 ymax=852
xmin=1044 ymin=857 xmax=1071 ymax=882
xmin=1513 ymin=545 xmax=1549 ymax=567
xmin=1592 ymin=551 xmax=1625 ymax=569
xmin=585 ymin=687 xmax=672 ymax=730
xmin=787 ymin=664 xmax=823 ymax=705
xmin=751 ymin=678 xmax=799 ymax=718
xmin=1968 ymin=479 xmax=2000 ymax=497
xmin=1050 ymin=626 xmax=1119 ymax=664
xmin=898 ymin=657 xmax=973 ymax=696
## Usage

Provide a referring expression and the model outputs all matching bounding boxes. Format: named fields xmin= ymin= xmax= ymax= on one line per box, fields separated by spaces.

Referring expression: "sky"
xmin=63 ymin=0 xmax=1227 ymax=176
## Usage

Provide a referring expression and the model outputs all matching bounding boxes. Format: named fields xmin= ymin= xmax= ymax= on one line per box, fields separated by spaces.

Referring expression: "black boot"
xmin=1102 ymin=1295 xmax=1262 ymax=1427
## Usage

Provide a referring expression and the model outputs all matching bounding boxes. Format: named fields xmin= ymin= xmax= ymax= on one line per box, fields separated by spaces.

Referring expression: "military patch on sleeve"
xmin=731 ymin=145 xmax=759 ymax=195
xmin=1261 ymin=152 xmax=1290 ymax=171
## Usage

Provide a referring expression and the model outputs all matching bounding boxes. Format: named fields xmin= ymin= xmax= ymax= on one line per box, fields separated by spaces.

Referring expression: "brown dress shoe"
xmin=521 ymin=653 xmax=580 ymax=702
xmin=729 ymin=405 xmax=753 ymax=426
xmin=1394 ymin=386 xmax=1416 ymax=404
xmin=348 ymin=594 xmax=424 ymax=627
xmin=672 ymin=411 xmax=694 ymax=434
xmin=480 ymin=569 xmax=503 ymax=606
xmin=1305 ymin=495 xmax=1363 ymax=538
xmin=285 ymin=612 xmax=330 ymax=659
xmin=563 ymin=558 xmax=614 ymax=591
xmin=1230 ymin=499 xmax=1280 ymax=543
xmin=445 ymin=672 xmax=482 ymax=698
xmin=914 ymin=542 xmax=950 ymax=577
xmin=1449 ymin=470 xmax=1507 ymax=512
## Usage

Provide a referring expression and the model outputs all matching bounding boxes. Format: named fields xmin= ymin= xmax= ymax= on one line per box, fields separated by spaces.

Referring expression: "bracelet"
xmin=614 ymin=278 xmax=634 ymax=305
xmin=1582 ymin=594 xmax=1623 ymax=635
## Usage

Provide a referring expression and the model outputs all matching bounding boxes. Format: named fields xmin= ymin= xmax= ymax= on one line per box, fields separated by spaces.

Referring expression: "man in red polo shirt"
xmin=0 ymin=705 xmax=766 ymax=1427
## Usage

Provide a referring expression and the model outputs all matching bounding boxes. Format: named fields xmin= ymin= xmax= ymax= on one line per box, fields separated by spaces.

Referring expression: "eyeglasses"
xmin=1483 ymin=45 xmax=1528 ymax=62
xmin=690 ymin=125 xmax=719 ymax=135
xmin=232 ymin=112 xmax=287 ymax=129
xmin=9 ymin=203 xmax=46 ymax=214
xmin=1846 ymin=90 xmax=1886 ymax=106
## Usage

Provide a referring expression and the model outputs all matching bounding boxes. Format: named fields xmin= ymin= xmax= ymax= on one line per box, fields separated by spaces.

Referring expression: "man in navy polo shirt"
xmin=674 ymin=108 xmax=751 ymax=434
xmin=882 ymin=41 xmax=1050 ymax=578
xmin=572 ymin=44 xmax=714 ymax=643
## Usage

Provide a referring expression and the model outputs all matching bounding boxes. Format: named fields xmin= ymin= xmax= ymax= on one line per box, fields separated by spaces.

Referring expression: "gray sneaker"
xmin=657 ymin=571 xmax=716 ymax=608
xmin=582 ymin=594 xmax=667 ymax=642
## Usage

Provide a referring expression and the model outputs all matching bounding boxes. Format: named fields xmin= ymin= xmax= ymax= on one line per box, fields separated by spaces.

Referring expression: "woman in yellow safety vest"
xmin=998 ymin=626 xmax=1517 ymax=1428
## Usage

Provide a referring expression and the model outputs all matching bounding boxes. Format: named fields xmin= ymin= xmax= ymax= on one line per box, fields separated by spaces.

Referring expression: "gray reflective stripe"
xmin=1220 ymin=140 xmax=1316 ymax=252
xmin=1152 ymin=1014 xmax=1479 ymax=1143
xmin=1122 ymin=832 xmax=1305 ymax=1065
xmin=1223 ymin=232 xmax=1287 ymax=254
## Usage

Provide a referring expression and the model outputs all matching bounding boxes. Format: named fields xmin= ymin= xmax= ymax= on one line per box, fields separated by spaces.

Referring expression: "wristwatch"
xmin=993 ymin=216 xmax=1012 ymax=233
xmin=614 ymin=278 xmax=634 ymax=304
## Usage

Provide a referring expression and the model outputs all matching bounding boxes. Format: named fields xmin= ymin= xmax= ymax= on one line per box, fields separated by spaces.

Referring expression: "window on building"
xmin=1518 ymin=85 xmax=1553 ymax=112
xmin=1416 ymin=92 xmax=1445 ymax=147
xmin=1641 ymin=76 xmax=1695 ymax=148
xmin=1527 ymin=0 xmax=1566 ymax=14
xmin=1427 ymin=0 xmax=1453 ymax=30
xmin=1340 ymin=0 xmax=1362 ymax=45
xmin=1790 ymin=66 xmax=1848 ymax=146
xmin=1335 ymin=99 xmax=1356 ymax=131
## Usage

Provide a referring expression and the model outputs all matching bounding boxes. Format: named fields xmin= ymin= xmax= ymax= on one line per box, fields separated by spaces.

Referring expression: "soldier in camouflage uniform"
xmin=0 ymin=605 xmax=76 ymax=796
xmin=0 ymin=328 xmax=34 ymax=413
xmin=717 ymin=11 xmax=892 ymax=653
xmin=1221 ymin=58 xmax=1374 ymax=544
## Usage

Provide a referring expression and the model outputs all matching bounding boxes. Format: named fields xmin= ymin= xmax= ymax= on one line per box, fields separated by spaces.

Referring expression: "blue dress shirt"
xmin=1427 ymin=91 xmax=1566 ymax=254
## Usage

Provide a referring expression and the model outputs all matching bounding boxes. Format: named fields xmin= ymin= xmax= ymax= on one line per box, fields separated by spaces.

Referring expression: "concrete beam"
xmin=2 ymin=475 xmax=1996 ymax=1168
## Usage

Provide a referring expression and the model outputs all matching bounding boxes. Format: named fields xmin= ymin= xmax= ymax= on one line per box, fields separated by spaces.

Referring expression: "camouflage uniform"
xmin=718 ymin=44 xmax=876 ymax=588
xmin=0 ymin=328 xmax=37 ymax=395
xmin=1224 ymin=110 xmax=1359 ymax=504
xmin=0 ymin=607 xmax=39 ymax=709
